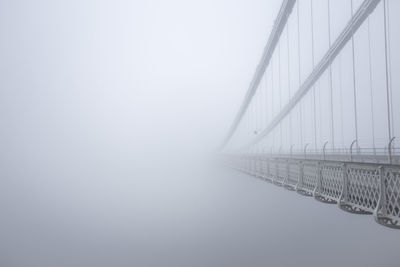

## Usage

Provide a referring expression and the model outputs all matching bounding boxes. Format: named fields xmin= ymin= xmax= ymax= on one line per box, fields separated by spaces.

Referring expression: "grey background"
xmin=0 ymin=0 xmax=399 ymax=266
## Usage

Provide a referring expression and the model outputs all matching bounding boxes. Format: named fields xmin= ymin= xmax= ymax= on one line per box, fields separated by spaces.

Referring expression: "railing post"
xmin=255 ymin=151 xmax=259 ymax=177
xmin=247 ymin=154 xmax=250 ymax=172
xmin=388 ymin=137 xmax=396 ymax=164
xmin=323 ymin=141 xmax=329 ymax=161
xmin=296 ymin=161 xmax=304 ymax=191
xmin=313 ymin=162 xmax=322 ymax=197
xmin=259 ymin=153 xmax=262 ymax=177
xmin=339 ymin=163 xmax=348 ymax=205
xmin=255 ymin=153 xmax=258 ymax=177
xmin=374 ymin=166 xmax=387 ymax=223
xmin=290 ymin=144 xmax=295 ymax=159
xmin=350 ymin=139 xmax=357 ymax=162
xmin=379 ymin=166 xmax=387 ymax=215
xmin=304 ymin=143 xmax=309 ymax=160
xmin=253 ymin=153 xmax=256 ymax=175
xmin=247 ymin=153 xmax=251 ymax=173
xmin=284 ymin=159 xmax=289 ymax=186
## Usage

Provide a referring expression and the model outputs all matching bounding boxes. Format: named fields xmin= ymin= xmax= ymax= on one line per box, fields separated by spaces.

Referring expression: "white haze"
xmin=1 ymin=0 xmax=400 ymax=266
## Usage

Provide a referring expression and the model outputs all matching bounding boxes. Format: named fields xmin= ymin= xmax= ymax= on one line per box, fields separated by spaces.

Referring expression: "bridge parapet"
xmin=225 ymin=154 xmax=400 ymax=228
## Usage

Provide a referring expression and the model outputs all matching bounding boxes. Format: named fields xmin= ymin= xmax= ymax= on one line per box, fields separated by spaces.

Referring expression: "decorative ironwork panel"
xmin=287 ymin=161 xmax=299 ymax=186
xmin=269 ymin=159 xmax=277 ymax=179
xmin=383 ymin=167 xmax=400 ymax=220
xmin=262 ymin=159 xmax=272 ymax=179
xmin=320 ymin=163 xmax=343 ymax=201
xmin=347 ymin=164 xmax=380 ymax=212
xmin=228 ymin=154 xmax=400 ymax=229
xmin=255 ymin=158 xmax=259 ymax=175
xmin=275 ymin=159 xmax=286 ymax=184
xmin=302 ymin=162 xmax=318 ymax=193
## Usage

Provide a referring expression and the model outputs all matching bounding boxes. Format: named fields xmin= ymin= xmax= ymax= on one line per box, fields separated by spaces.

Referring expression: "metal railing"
xmin=225 ymin=154 xmax=400 ymax=229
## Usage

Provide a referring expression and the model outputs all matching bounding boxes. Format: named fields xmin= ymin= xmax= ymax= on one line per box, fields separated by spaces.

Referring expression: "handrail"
xmin=226 ymin=153 xmax=400 ymax=228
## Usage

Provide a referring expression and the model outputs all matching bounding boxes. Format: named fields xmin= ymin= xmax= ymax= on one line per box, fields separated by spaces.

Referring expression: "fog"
xmin=0 ymin=0 xmax=280 ymax=157
xmin=1 ymin=0 xmax=400 ymax=266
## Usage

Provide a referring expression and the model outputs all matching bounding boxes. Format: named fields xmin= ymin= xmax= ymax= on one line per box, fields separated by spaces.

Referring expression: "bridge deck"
xmin=225 ymin=154 xmax=400 ymax=228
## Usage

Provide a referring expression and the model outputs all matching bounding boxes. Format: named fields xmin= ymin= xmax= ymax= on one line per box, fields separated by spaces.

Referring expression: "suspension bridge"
xmin=221 ymin=0 xmax=400 ymax=229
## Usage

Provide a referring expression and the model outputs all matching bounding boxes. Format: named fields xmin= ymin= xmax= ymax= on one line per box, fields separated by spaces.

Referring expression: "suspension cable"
xmin=387 ymin=0 xmax=394 ymax=142
xmin=297 ymin=1 xmax=303 ymax=148
xmin=287 ymin=20 xmax=292 ymax=147
xmin=310 ymin=0 xmax=317 ymax=150
xmin=338 ymin=55 xmax=345 ymax=149
xmin=328 ymin=0 xmax=335 ymax=150
xmin=383 ymin=0 xmax=393 ymax=144
xmin=350 ymin=0 xmax=359 ymax=150
xmin=253 ymin=94 xmax=256 ymax=136
xmin=264 ymin=69 xmax=267 ymax=130
xmin=367 ymin=17 xmax=376 ymax=154
xmin=271 ymin=57 xmax=275 ymax=151
xmin=278 ymin=41 xmax=282 ymax=149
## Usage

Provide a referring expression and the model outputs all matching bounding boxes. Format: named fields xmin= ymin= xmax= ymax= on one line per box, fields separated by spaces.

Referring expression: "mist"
xmin=1 ymin=0 xmax=400 ymax=266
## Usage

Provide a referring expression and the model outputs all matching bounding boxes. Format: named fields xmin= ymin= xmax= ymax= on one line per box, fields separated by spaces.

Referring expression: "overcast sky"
xmin=0 ymin=0 xmax=281 ymax=159
xmin=1 ymin=1 xmax=400 ymax=267
xmin=0 ymin=1 xmax=282 ymax=266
